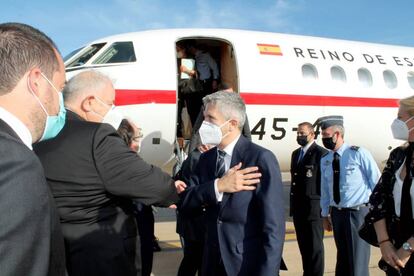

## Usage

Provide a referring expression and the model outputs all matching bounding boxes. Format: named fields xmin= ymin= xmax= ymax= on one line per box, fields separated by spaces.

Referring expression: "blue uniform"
xmin=320 ymin=143 xmax=380 ymax=276
xmin=320 ymin=143 xmax=380 ymax=216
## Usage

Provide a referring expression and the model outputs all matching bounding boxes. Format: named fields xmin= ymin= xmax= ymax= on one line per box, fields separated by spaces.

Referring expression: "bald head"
xmin=63 ymin=70 xmax=115 ymax=122
xmin=63 ymin=71 xmax=112 ymax=104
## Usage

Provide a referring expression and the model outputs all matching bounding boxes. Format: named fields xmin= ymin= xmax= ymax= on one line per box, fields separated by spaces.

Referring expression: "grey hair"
xmin=332 ymin=125 xmax=345 ymax=138
xmin=63 ymin=70 xmax=112 ymax=103
xmin=0 ymin=22 xmax=59 ymax=95
xmin=202 ymin=91 xmax=246 ymax=129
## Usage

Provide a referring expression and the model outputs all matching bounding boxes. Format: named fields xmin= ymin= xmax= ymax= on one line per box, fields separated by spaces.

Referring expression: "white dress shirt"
xmin=393 ymin=159 xmax=414 ymax=218
xmin=214 ymin=135 xmax=241 ymax=201
xmin=301 ymin=140 xmax=315 ymax=156
xmin=0 ymin=107 xmax=33 ymax=149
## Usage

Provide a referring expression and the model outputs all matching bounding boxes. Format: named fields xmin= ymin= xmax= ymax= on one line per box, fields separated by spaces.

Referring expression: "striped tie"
xmin=216 ymin=150 xmax=226 ymax=178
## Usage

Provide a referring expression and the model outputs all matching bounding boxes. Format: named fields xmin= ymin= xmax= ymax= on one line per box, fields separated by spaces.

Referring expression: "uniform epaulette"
xmin=350 ymin=145 xmax=360 ymax=151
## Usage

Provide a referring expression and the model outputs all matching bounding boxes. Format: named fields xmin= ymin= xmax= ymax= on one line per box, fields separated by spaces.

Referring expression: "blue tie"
xmin=216 ymin=150 xmax=226 ymax=178
xmin=297 ymin=149 xmax=304 ymax=164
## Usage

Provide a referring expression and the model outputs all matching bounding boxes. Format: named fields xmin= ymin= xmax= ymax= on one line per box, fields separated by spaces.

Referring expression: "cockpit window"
xmin=92 ymin=41 xmax=136 ymax=64
xmin=63 ymin=47 xmax=83 ymax=63
xmin=66 ymin=43 xmax=106 ymax=68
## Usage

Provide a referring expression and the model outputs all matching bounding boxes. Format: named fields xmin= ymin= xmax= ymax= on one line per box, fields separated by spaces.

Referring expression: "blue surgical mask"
xmin=29 ymin=72 xmax=66 ymax=141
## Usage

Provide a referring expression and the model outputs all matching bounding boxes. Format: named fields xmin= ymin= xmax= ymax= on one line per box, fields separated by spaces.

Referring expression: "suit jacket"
xmin=0 ymin=119 xmax=66 ymax=276
xmin=290 ymin=142 xmax=328 ymax=219
xmin=175 ymin=149 xmax=206 ymax=242
xmin=33 ymin=110 xmax=178 ymax=276
xmin=180 ymin=135 xmax=285 ymax=276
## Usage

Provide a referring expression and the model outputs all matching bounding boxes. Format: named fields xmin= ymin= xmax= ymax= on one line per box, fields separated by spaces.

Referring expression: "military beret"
xmin=317 ymin=115 xmax=344 ymax=130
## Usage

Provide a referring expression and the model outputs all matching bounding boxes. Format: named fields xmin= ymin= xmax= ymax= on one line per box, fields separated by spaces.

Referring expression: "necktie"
xmin=215 ymin=150 xmax=226 ymax=178
xmin=400 ymin=147 xmax=414 ymax=239
xmin=297 ymin=149 xmax=304 ymax=164
xmin=333 ymin=152 xmax=341 ymax=204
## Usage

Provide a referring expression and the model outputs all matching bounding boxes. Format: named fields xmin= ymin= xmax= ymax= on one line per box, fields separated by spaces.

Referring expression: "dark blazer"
xmin=180 ymin=135 xmax=285 ymax=276
xmin=33 ymin=110 xmax=178 ymax=276
xmin=0 ymin=119 xmax=66 ymax=276
xmin=290 ymin=142 xmax=328 ymax=219
xmin=175 ymin=149 xmax=206 ymax=242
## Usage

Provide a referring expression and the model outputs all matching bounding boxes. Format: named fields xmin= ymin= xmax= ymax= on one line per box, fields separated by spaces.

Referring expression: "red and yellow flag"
xmin=257 ymin=44 xmax=283 ymax=56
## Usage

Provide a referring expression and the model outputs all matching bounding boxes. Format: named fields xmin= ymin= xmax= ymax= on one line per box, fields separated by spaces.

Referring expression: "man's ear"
xmin=229 ymin=119 xmax=239 ymax=131
xmin=81 ymin=95 xmax=94 ymax=112
xmin=27 ymin=68 xmax=43 ymax=96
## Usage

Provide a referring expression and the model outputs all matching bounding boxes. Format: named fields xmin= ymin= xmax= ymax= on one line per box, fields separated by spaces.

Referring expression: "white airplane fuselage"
xmin=64 ymin=29 xmax=414 ymax=172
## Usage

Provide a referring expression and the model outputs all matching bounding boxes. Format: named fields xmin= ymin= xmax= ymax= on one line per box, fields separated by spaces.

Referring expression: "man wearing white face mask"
xmin=179 ymin=91 xmax=286 ymax=275
xmin=0 ymin=22 xmax=66 ymax=276
xmin=34 ymin=70 xmax=185 ymax=276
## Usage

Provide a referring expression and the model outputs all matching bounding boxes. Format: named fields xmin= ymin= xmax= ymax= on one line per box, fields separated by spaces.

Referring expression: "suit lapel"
xmin=302 ymin=142 xmax=316 ymax=163
xmin=220 ymin=136 xmax=249 ymax=209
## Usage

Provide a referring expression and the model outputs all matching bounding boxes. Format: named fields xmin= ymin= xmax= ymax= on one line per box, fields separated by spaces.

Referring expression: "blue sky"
xmin=2 ymin=0 xmax=414 ymax=56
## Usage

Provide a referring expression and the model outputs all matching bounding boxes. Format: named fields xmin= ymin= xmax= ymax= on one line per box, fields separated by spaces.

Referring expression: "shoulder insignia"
xmin=350 ymin=145 xmax=360 ymax=151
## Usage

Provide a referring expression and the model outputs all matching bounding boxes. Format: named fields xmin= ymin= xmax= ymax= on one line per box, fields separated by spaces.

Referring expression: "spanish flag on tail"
xmin=257 ymin=44 xmax=283 ymax=56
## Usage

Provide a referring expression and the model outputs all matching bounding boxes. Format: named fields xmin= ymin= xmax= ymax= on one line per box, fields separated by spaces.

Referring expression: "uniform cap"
xmin=317 ymin=115 xmax=343 ymax=130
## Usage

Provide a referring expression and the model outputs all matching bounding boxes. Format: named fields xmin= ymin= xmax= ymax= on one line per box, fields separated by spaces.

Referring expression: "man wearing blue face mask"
xmin=318 ymin=115 xmax=380 ymax=276
xmin=179 ymin=91 xmax=286 ymax=275
xmin=33 ymin=70 xmax=184 ymax=276
xmin=0 ymin=23 xmax=66 ymax=276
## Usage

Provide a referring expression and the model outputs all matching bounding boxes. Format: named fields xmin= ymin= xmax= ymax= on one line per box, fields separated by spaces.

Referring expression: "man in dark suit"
xmin=290 ymin=122 xmax=328 ymax=276
xmin=179 ymin=91 xmax=285 ymax=275
xmin=0 ymin=23 xmax=66 ymax=275
xmin=33 ymin=70 xmax=183 ymax=276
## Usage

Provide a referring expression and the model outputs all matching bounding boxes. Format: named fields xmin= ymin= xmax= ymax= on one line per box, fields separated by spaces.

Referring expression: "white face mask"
xmin=391 ymin=116 xmax=414 ymax=140
xmin=199 ymin=120 xmax=230 ymax=146
xmin=102 ymin=107 xmax=123 ymax=130
xmin=94 ymin=96 xmax=123 ymax=129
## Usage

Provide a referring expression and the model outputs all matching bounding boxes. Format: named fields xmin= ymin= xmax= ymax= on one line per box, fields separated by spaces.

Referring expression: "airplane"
xmin=63 ymin=28 xmax=414 ymax=174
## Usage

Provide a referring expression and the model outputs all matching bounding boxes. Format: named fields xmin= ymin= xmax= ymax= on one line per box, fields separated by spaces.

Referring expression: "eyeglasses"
xmin=132 ymin=129 xmax=143 ymax=142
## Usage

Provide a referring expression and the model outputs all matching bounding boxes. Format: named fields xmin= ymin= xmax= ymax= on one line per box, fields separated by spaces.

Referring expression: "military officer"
xmin=319 ymin=115 xmax=380 ymax=276
xmin=290 ymin=122 xmax=328 ymax=276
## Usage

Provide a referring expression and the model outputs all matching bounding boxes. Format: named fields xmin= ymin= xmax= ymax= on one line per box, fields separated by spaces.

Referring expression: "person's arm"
xmin=93 ymin=124 xmax=178 ymax=206
xmin=0 ymin=150 xmax=55 ymax=276
xmin=320 ymin=157 xmax=332 ymax=231
xmin=374 ymin=219 xmax=404 ymax=270
xmin=179 ymin=155 xmax=261 ymax=214
xmin=178 ymin=153 xmax=218 ymax=215
xmin=255 ymin=150 xmax=285 ymax=274
xmin=207 ymin=54 xmax=219 ymax=80
xmin=360 ymin=148 xmax=381 ymax=191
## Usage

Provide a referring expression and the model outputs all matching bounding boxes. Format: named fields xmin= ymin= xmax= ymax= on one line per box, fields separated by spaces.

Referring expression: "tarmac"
xmin=150 ymin=178 xmax=384 ymax=276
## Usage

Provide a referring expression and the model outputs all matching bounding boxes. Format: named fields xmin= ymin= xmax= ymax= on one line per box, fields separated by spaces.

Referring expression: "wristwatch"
xmin=402 ymin=242 xmax=414 ymax=253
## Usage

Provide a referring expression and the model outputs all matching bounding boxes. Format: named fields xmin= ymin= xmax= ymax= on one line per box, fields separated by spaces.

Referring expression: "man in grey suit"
xmin=0 ymin=23 xmax=66 ymax=275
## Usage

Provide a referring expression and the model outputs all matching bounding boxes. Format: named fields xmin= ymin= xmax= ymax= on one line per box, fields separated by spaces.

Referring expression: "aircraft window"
xmin=66 ymin=43 xmax=106 ymax=68
xmin=357 ymin=68 xmax=373 ymax=88
xmin=63 ymin=47 xmax=83 ymax=62
xmin=302 ymin=64 xmax=318 ymax=80
xmin=383 ymin=70 xmax=398 ymax=89
xmin=407 ymin=72 xmax=414 ymax=89
xmin=92 ymin=41 xmax=136 ymax=64
xmin=330 ymin=66 xmax=347 ymax=83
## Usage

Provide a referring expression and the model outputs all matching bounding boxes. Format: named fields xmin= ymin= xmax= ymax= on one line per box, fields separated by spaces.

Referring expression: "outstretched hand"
xmin=217 ymin=162 xmax=261 ymax=193
xmin=174 ymin=180 xmax=187 ymax=194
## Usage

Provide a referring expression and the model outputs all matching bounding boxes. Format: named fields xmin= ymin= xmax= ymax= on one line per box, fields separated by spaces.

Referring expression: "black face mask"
xmin=322 ymin=136 xmax=336 ymax=150
xmin=296 ymin=135 xmax=308 ymax=147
